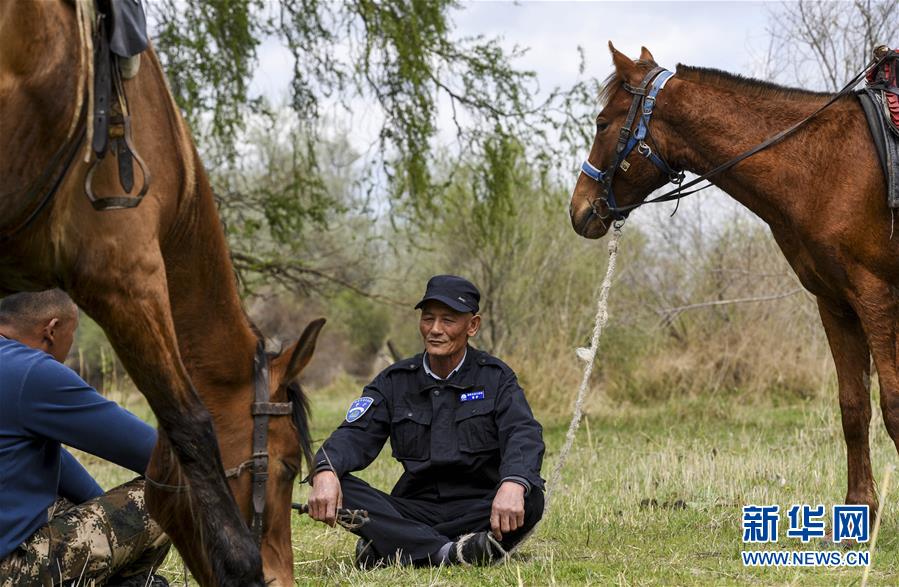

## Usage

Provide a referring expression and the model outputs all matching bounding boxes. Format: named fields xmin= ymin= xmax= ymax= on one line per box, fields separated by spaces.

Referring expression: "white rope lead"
xmin=505 ymin=224 xmax=623 ymax=559
xmin=545 ymin=224 xmax=623 ymax=511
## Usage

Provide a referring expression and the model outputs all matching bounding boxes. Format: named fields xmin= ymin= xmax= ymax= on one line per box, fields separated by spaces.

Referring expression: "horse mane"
xmin=674 ymin=65 xmax=833 ymax=100
xmin=286 ymin=381 xmax=314 ymax=473
xmin=597 ymin=61 xmax=834 ymax=106
xmin=597 ymin=59 xmax=659 ymax=105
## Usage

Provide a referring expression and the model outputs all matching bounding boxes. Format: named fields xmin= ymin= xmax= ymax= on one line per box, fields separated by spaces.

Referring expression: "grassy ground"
xmin=79 ymin=379 xmax=899 ymax=586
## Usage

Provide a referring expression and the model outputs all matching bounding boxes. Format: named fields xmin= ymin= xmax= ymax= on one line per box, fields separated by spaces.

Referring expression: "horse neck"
xmin=161 ymin=171 xmax=259 ymax=394
xmin=659 ymin=78 xmax=843 ymax=225
xmin=0 ymin=2 xmax=68 ymax=69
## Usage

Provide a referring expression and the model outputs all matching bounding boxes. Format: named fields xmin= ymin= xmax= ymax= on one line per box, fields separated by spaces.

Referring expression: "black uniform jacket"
xmin=315 ymin=346 xmax=545 ymax=500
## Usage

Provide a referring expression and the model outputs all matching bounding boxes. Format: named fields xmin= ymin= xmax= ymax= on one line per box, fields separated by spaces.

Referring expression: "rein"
xmin=0 ymin=116 xmax=87 ymax=241
xmin=581 ymin=54 xmax=888 ymax=219
xmin=146 ymin=342 xmax=293 ymax=547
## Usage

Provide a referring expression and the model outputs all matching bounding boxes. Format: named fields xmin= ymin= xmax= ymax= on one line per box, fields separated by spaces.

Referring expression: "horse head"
xmin=570 ymin=43 xmax=683 ymax=238
xmin=240 ymin=318 xmax=325 ymax=584
xmin=148 ymin=317 xmax=326 ymax=586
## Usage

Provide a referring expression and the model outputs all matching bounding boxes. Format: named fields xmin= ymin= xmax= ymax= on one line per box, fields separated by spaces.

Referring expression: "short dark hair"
xmin=0 ymin=289 xmax=78 ymax=329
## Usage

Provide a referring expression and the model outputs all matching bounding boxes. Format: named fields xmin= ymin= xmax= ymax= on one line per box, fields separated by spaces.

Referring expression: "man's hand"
xmin=308 ymin=470 xmax=342 ymax=526
xmin=490 ymin=481 xmax=525 ymax=540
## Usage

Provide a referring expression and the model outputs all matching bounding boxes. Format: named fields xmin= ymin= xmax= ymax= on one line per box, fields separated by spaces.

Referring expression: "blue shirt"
xmin=0 ymin=337 xmax=157 ymax=559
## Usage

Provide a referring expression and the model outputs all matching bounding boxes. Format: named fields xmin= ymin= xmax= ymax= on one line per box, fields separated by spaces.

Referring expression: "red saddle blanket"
xmin=867 ymin=49 xmax=899 ymax=130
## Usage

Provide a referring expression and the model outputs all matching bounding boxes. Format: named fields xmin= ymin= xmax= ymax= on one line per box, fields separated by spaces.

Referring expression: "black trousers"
xmin=340 ymin=474 xmax=544 ymax=564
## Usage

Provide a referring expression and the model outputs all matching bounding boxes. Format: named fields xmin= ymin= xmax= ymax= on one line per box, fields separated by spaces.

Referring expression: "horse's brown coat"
xmin=570 ymin=44 xmax=898 ymax=515
xmin=0 ymin=3 xmax=322 ymax=585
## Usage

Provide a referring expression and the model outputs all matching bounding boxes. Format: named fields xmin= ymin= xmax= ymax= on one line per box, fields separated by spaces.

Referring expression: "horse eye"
xmin=596 ymin=121 xmax=609 ymax=133
xmin=280 ymin=459 xmax=299 ymax=480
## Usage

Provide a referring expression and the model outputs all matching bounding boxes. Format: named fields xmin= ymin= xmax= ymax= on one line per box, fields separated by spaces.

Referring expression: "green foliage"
xmin=71 ymin=314 xmax=122 ymax=390
xmin=211 ymin=108 xmax=370 ymax=295
xmin=330 ymin=289 xmax=391 ymax=359
xmin=150 ymin=0 xmax=550 ymax=218
xmin=152 ymin=0 xmax=263 ymax=160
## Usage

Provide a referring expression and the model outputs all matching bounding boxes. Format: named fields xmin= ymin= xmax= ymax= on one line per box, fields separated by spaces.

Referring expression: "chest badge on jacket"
xmin=459 ymin=390 xmax=485 ymax=402
xmin=346 ymin=397 xmax=374 ymax=422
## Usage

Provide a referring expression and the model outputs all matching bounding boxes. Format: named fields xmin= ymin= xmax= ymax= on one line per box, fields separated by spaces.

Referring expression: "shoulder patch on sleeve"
xmin=346 ymin=397 xmax=375 ymax=423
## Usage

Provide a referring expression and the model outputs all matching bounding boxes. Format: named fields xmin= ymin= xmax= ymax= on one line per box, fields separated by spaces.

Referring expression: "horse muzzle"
xmin=570 ymin=203 xmax=609 ymax=239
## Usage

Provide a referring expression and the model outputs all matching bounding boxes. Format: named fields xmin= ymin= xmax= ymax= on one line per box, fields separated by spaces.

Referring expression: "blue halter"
xmin=580 ymin=67 xmax=684 ymax=221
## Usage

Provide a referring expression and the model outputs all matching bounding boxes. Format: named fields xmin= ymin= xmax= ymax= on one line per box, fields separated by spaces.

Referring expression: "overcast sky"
xmin=248 ymin=2 xmax=780 ymax=153
xmin=251 ymin=1 xmax=776 ymax=100
xmin=239 ymin=1 xmax=804 ymax=226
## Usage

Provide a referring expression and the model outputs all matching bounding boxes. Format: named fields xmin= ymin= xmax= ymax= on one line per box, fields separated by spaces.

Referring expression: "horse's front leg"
xmin=817 ymin=297 xmax=877 ymax=513
xmin=69 ymin=251 xmax=263 ymax=587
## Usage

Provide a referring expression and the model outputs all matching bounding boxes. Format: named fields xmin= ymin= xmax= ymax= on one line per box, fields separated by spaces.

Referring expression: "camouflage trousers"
xmin=0 ymin=477 xmax=171 ymax=587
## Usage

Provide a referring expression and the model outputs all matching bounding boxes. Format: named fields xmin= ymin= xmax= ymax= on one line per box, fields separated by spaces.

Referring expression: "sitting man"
xmin=309 ymin=275 xmax=545 ymax=567
xmin=0 ymin=290 xmax=170 ymax=586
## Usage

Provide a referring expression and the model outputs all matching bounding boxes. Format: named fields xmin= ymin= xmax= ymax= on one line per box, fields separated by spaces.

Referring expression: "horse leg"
xmin=144 ymin=432 xmax=215 ymax=582
xmin=817 ymin=298 xmax=877 ymax=512
xmin=848 ymin=275 xmax=899 ymax=511
xmin=68 ymin=259 xmax=263 ymax=587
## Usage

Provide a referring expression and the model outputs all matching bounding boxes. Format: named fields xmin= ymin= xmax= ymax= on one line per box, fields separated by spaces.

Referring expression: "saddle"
xmin=87 ymin=0 xmax=152 ymax=210
xmin=857 ymin=45 xmax=899 ymax=208
xmin=0 ymin=0 xmax=151 ymax=241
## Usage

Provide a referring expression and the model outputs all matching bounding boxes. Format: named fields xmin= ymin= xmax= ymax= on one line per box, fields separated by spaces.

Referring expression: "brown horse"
xmin=0 ymin=2 xmax=323 ymax=585
xmin=570 ymin=43 xmax=897 ymax=515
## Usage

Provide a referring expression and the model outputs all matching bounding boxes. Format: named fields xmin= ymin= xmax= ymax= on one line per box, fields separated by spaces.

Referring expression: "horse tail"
xmin=287 ymin=382 xmax=314 ymax=474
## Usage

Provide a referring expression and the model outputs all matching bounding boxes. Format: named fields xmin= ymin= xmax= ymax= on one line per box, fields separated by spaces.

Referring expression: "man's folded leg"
xmin=339 ymin=474 xmax=452 ymax=565
xmin=417 ymin=485 xmax=545 ymax=565
xmin=340 ymin=475 xmax=545 ymax=567
xmin=433 ymin=486 xmax=545 ymax=552
xmin=0 ymin=477 xmax=171 ymax=586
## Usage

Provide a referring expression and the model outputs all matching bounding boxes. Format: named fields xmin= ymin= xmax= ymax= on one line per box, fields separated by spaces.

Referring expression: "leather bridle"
xmin=146 ymin=342 xmax=294 ymax=547
xmin=578 ymin=55 xmax=888 ymax=226
xmin=223 ymin=342 xmax=294 ymax=545
xmin=579 ymin=66 xmax=683 ymax=224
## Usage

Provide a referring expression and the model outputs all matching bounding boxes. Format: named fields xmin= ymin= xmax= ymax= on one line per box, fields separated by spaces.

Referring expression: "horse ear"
xmin=280 ymin=318 xmax=326 ymax=382
xmin=608 ymin=41 xmax=641 ymax=86
xmin=639 ymin=46 xmax=656 ymax=64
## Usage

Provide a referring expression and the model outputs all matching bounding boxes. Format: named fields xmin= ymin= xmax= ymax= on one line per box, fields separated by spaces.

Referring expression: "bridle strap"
xmin=250 ymin=343 xmax=276 ymax=544
xmin=248 ymin=342 xmax=295 ymax=545
xmin=581 ymin=67 xmax=680 ymax=220
xmin=143 ymin=343 xmax=292 ymax=546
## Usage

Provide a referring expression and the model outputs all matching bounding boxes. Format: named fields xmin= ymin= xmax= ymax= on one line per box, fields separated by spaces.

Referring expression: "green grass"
xmin=78 ymin=379 xmax=899 ymax=586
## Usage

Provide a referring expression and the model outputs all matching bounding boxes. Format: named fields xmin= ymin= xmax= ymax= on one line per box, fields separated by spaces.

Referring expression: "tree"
xmin=150 ymin=0 xmax=547 ymax=214
xmin=765 ymin=0 xmax=899 ymax=91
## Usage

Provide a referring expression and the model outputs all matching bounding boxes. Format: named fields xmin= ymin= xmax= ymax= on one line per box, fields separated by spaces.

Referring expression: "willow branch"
xmin=658 ymin=288 xmax=804 ymax=323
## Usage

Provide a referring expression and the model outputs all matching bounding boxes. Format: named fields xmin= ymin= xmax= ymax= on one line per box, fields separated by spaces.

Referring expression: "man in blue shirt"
xmin=0 ymin=290 xmax=170 ymax=586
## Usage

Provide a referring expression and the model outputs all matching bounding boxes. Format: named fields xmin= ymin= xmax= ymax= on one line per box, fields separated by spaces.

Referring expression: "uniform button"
xmin=433 ymin=389 xmax=440 ymax=396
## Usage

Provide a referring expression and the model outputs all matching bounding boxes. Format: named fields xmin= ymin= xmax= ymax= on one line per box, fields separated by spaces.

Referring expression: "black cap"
xmin=414 ymin=275 xmax=480 ymax=314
